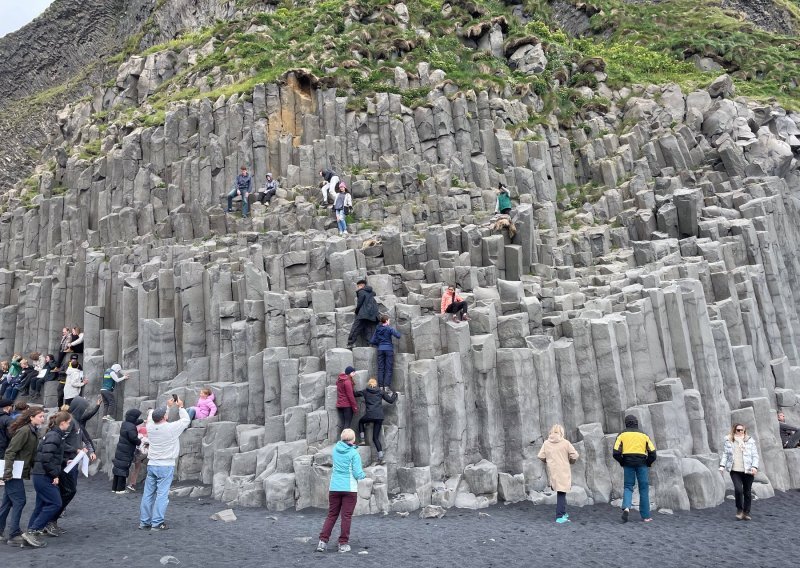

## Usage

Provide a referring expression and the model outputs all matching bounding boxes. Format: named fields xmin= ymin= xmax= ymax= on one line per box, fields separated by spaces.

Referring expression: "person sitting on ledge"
xmin=441 ymin=285 xmax=468 ymax=322
xmin=187 ymin=388 xmax=217 ymax=421
xmin=778 ymin=411 xmax=800 ymax=448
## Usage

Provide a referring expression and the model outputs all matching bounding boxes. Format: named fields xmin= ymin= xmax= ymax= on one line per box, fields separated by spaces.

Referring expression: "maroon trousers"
xmin=319 ymin=491 xmax=358 ymax=544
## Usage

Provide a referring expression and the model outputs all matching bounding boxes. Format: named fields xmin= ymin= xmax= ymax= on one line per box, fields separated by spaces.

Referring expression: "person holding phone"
xmin=139 ymin=397 xmax=191 ymax=531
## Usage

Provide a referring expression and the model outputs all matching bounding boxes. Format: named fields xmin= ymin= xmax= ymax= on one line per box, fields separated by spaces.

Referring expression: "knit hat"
xmin=344 ymin=366 xmax=356 ymax=376
xmin=0 ymin=398 xmax=13 ymax=408
xmin=111 ymin=363 xmax=122 ymax=373
xmin=152 ymin=407 xmax=168 ymax=422
xmin=624 ymin=415 xmax=639 ymax=428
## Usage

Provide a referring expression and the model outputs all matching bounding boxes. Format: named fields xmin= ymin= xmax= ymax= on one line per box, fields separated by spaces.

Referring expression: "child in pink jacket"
xmin=187 ymin=388 xmax=217 ymax=420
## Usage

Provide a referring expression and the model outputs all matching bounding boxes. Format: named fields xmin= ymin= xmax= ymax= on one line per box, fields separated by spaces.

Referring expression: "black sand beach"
xmin=4 ymin=476 xmax=799 ymax=568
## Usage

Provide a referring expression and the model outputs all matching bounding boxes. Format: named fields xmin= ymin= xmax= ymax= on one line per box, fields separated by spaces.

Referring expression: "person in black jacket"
xmin=22 ymin=410 xmax=72 ymax=548
xmin=112 ymin=409 xmax=143 ymax=493
xmin=52 ymin=397 xmax=98 ymax=533
xmin=0 ymin=398 xmax=14 ymax=459
xmin=29 ymin=354 xmax=57 ymax=401
xmin=347 ymin=280 xmax=379 ymax=349
xmin=355 ymin=378 xmax=398 ymax=464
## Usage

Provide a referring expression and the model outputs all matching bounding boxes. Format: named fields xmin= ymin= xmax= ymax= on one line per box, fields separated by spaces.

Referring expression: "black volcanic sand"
xmin=4 ymin=475 xmax=798 ymax=568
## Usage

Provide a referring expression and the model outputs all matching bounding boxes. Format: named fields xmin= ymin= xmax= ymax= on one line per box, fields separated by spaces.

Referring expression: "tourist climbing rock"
xmin=370 ymin=314 xmax=401 ymax=390
xmin=355 ymin=378 xmax=397 ymax=464
xmin=495 ymin=183 xmax=512 ymax=215
xmin=333 ymin=182 xmax=352 ymax=236
xmin=336 ymin=366 xmax=358 ymax=434
xmin=319 ymin=168 xmax=340 ymax=206
xmin=100 ymin=363 xmax=128 ymax=421
xmin=346 ymin=280 xmax=378 ymax=348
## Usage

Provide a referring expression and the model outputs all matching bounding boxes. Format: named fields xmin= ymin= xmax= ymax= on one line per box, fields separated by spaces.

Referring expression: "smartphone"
xmin=172 ymin=394 xmax=179 ymax=402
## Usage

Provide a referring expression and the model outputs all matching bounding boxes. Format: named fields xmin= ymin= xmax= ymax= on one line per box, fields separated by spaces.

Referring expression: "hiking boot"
xmin=22 ymin=531 xmax=46 ymax=548
xmin=315 ymin=540 xmax=327 ymax=552
xmin=338 ymin=544 xmax=351 ymax=553
xmin=151 ymin=523 xmax=169 ymax=531
xmin=7 ymin=535 xmax=25 ymax=547
xmin=736 ymin=510 xmax=744 ymax=520
xmin=621 ymin=508 xmax=629 ymax=523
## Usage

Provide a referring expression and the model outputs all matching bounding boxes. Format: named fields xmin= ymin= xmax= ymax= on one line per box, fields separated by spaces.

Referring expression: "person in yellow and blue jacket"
xmin=613 ymin=414 xmax=657 ymax=523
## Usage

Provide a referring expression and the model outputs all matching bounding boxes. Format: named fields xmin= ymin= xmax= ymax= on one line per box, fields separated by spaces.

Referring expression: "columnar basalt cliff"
xmin=1 ymin=0 xmax=800 ymax=514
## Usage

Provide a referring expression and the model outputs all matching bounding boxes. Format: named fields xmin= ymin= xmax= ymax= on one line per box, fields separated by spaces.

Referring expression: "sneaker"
xmin=342 ymin=231 xmax=348 ymax=236
xmin=151 ymin=523 xmax=169 ymax=531
xmin=643 ymin=518 xmax=653 ymax=523
xmin=621 ymin=508 xmax=629 ymax=523
xmin=736 ymin=510 xmax=744 ymax=520
xmin=315 ymin=540 xmax=327 ymax=552
xmin=44 ymin=522 xmax=64 ymax=537
xmin=226 ymin=208 xmax=233 ymax=213
xmin=22 ymin=531 xmax=46 ymax=548
xmin=743 ymin=514 xmax=752 ymax=521
xmin=126 ymin=485 xmax=136 ymax=492
xmin=138 ymin=524 xmax=151 ymax=530
xmin=461 ymin=314 xmax=469 ymax=321
xmin=7 ymin=535 xmax=25 ymax=547
xmin=338 ymin=544 xmax=351 ymax=553
xmin=102 ymin=415 xmax=114 ymax=422
xmin=556 ymin=516 xmax=570 ymax=524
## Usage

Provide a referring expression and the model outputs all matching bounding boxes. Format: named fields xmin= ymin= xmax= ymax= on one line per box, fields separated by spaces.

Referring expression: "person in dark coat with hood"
xmin=112 ymin=409 xmax=143 ymax=493
xmin=347 ymin=280 xmax=378 ymax=348
xmin=0 ymin=398 xmax=14 ymax=459
xmin=355 ymin=378 xmax=397 ymax=464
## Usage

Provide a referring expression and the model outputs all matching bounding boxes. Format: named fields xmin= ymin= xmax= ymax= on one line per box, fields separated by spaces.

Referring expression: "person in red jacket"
xmin=336 ymin=367 xmax=358 ymax=434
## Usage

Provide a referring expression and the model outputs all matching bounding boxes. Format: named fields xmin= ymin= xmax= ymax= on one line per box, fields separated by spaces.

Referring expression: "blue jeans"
xmin=187 ymin=407 xmax=196 ymax=420
xmin=0 ymin=479 xmax=26 ymax=538
xmin=335 ymin=209 xmax=347 ymax=233
xmin=28 ymin=475 xmax=62 ymax=531
xmin=6 ymin=385 xmax=20 ymax=400
xmin=377 ymin=350 xmax=394 ymax=388
xmin=140 ymin=465 xmax=175 ymax=527
xmin=622 ymin=465 xmax=651 ymax=519
xmin=227 ymin=187 xmax=250 ymax=217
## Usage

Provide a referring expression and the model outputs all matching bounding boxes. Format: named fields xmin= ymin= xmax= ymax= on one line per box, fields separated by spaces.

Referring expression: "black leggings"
xmin=57 ymin=467 xmax=78 ymax=519
xmin=112 ymin=475 xmax=127 ymax=492
xmin=337 ymin=407 xmax=354 ymax=434
xmin=358 ymin=418 xmax=384 ymax=452
xmin=730 ymin=470 xmax=754 ymax=514
xmin=556 ymin=491 xmax=567 ymax=519
xmin=446 ymin=301 xmax=468 ymax=318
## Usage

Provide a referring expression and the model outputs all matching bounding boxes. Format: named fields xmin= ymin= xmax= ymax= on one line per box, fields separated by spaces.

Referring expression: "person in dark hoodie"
xmin=112 ymin=409 xmax=143 ymax=494
xmin=52 ymin=397 xmax=98 ymax=533
xmin=347 ymin=280 xmax=378 ymax=349
xmin=1 ymin=407 xmax=46 ymax=547
xmin=355 ymin=378 xmax=397 ymax=464
xmin=612 ymin=414 xmax=657 ymax=523
xmin=0 ymin=398 xmax=14 ymax=460
xmin=370 ymin=315 xmax=401 ymax=392
xmin=336 ymin=367 xmax=358 ymax=434
xmin=315 ymin=428 xmax=365 ymax=553
xmin=23 ymin=410 xmax=72 ymax=548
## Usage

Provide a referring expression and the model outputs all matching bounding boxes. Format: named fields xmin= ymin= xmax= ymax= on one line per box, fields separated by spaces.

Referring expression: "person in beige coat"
xmin=538 ymin=424 xmax=579 ymax=523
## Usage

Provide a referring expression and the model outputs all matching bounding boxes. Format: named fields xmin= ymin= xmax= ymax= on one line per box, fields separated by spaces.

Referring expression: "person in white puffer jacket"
xmin=719 ymin=423 xmax=760 ymax=521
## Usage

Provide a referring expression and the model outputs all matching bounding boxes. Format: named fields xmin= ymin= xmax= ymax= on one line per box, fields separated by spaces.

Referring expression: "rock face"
xmin=1 ymin=5 xmax=800 ymax=517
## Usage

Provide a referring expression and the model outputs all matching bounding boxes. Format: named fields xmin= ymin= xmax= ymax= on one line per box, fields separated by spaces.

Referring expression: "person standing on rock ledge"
xmin=719 ymin=423 xmax=759 ymax=521
xmin=336 ymin=367 xmax=358 ymax=434
xmin=347 ymin=280 xmax=379 ymax=348
xmin=320 ymin=168 xmax=340 ymax=206
xmin=538 ymin=424 xmax=579 ymax=524
xmin=316 ymin=428 xmax=365 ymax=554
xmin=370 ymin=314 xmax=401 ymax=391
xmin=139 ymin=398 xmax=190 ymax=531
xmin=226 ymin=165 xmax=253 ymax=218
xmin=613 ymin=415 xmax=657 ymax=523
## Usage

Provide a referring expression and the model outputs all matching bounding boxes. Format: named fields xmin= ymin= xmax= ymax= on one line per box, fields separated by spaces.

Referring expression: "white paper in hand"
xmin=0 ymin=459 xmax=24 ymax=479
xmin=64 ymin=451 xmax=89 ymax=476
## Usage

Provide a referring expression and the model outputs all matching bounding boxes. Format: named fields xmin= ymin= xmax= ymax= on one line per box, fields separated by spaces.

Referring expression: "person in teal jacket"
xmin=316 ymin=429 xmax=366 ymax=554
xmin=495 ymin=183 xmax=512 ymax=214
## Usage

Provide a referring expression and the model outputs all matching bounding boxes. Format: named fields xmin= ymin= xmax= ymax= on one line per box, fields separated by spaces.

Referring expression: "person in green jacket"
xmin=495 ymin=184 xmax=513 ymax=215
xmin=0 ymin=407 xmax=46 ymax=546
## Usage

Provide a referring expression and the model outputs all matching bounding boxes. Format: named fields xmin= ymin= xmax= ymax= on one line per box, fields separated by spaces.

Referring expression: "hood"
xmin=360 ymin=285 xmax=373 ymax=294
xmin=337 ymin=373 xmax=351 ymax=384
xmin=69 ymin=396 xmax=89 ymax=421
xmin=547 ymin=432 xmax=563 ymax=444
xmin=334 ymin=440 xmax=356 ymax=456
xmin=365 ymin=387 xmax=382 ymax=395
xmin=124 ymin=408 xmax=143 ymax=425
xmin=204 ymin=392 xmax=216 ymax=402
